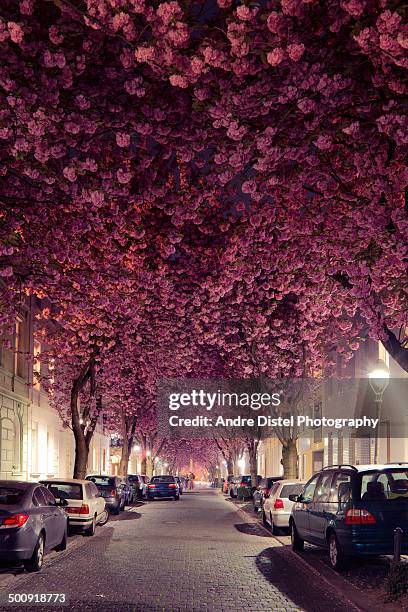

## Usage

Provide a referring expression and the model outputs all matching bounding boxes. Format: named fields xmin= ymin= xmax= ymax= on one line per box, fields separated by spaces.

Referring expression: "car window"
xmin=314 ymin=473 xmax=334 ymax=503
xmin=281 ymin=484 xmax=304 ymax=499
xmin=302 ymin=475 xmax=319 ymax=503
xmin=40 ymin=487 xmax=57 ymax=506
xmin=151 ymin=476 xmax=175 ymax=483
xmin=270 ymin=482 xmax=280 ymax=497
xmin=361 ymin=469 xmax=408 ymax=500
xmin=33 ymin=487 xmax=46 ymax=506
xmin=0 ymin=486 xmax=26 ymax=505
xmin=88 ymin=482 xmax=99 ymax=497
xmin=329 ymin=473 xmax=352 ymax=504
xmin=42 ymin=482 xmax=83 ymax=500
xmin=87 ymin=476 xmax=116 ymax=487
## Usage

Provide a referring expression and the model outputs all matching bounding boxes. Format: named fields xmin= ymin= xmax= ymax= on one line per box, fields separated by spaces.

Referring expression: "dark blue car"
xmin=289 ymin=463 xmax=408 ymax=570
xmin=147 ymin=476 xmax=180 ymax=500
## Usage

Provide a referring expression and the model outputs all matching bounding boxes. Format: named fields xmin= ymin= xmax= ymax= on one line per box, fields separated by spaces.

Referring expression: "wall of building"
xmin=0 ymin=300 xmax=110 ymax=481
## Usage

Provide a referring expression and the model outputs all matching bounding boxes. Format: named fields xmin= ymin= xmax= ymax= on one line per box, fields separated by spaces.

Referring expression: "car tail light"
xmin=274 ymin=498 xmax=284 ymax=509
xmin=1 ymin=513 xmax=29 ymax=528
xmin=110 ymin=489 xmax=117 ymax=497
xmin=168 ymin=483 xmax=177 ymax=488
xmin=148 ymin=484 xmax=156 ymax=489
xmin=345 ymin=508 xmax=376 ymax=525
xmin=66 ymin=504 xmax=90 ymax=515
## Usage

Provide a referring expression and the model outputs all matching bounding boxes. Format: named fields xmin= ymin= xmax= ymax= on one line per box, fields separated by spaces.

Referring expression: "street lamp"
xmin=368 ymin=358 xmax=390 ymax=464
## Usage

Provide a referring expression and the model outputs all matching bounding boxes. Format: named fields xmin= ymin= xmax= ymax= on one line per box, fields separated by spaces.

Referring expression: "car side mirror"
xmin=288 ymin=494 xmax=300 ymax=502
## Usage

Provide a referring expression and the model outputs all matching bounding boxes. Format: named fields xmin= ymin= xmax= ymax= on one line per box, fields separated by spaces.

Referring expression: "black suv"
xmin=289 ymin=463 xmax=408 ymax=570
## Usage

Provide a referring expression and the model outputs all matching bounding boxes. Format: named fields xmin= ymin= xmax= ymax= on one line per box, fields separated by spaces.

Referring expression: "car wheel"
xmin=270 ymin=513 xmax=279 ymax=536
xmin=113 ymin=504 xmax=120 ymax=515
xmin=328 ymin=533 xmax=348 ymax=571
xmin=290 ymin=521 xmax=304 ymax=551
xmin=262 ymin=511 xmax=269 ymax=528
xmin=85 ymin=517 xmax=96 ymax=537
xmin=24 ymin=533 xmax=45 ymax=572
xmin=174 ymin=494 xmax=180 ymax=500
xmin=55 ymin=527 xmax=67 ymax=551
xmin=98 ymin=509 xmax=109 ymax=526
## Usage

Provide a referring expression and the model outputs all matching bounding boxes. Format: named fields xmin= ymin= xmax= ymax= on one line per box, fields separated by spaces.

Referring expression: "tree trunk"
xmin=281 ymin=440 xmax=298 ymax=479
xmin=71 ymin=355 xmax=96 ymax=479
xmin=146 ymin=457 xmax=153 ymax=478
xmin=118 ymin=438 xmax=129 ymax=476
xmin=249 ymin=448 xmax=258 ymax=487
xmin=226 ymin=457 xmax=233 ymax=475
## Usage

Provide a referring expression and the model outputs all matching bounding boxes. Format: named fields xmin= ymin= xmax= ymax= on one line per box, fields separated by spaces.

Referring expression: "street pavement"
xmin=0 ymin=488 xmax=356 ymax=612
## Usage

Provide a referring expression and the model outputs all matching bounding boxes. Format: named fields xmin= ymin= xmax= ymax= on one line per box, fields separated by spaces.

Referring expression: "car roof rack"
xmin=321 ymin=464 xmax=358 ymax=471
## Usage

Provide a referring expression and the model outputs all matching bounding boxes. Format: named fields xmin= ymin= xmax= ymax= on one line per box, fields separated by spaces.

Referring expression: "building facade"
xmin=0 ymin=300 xmax=110 ymax=481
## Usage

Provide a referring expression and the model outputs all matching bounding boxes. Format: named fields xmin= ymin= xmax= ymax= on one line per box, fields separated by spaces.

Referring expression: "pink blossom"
xmin=116 ymin=132 xmax=131 ymax=147
xmin=236 ymin=6 xmax=254 ymax=21
xmin=135 ymin=46 xmax=155 ymax=63
xmin=169 ymin=74 xmax=189 ymax=88
xmin=267 ymin=48 xmax=285 ymax=66
xmin=19 ymin=0 xmax=34 ymax=15
xmin=287 ymin=43 xmax=305 ymax=61
xmin=314 ymin=135 xmax=332 ymax=150
xmin=0 ymin=266 xmax=13 ymax=277
xmin=63 ymin=167 xmax=77 ymax=182
xmin=217 ymin=0 xmax=232 ymax=7
xmin=117 ymin=168 xmax=132 ymax=183
xmin=8 ymin=22 xmax=24 ymax=44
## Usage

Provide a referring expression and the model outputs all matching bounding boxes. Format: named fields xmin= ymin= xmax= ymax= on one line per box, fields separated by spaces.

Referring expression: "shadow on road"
xmin=234 ymin=523 xmax=269 ymax=537
xmin=255 ymin=546 xmax=351 ymax=612
xmin=110 ymin=511 xmax=142 ymax=521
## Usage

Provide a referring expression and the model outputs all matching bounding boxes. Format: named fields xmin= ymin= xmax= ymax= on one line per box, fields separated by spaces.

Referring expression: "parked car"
xmin=85 ymin=475 xmax=126 ymax=514
xmin=0 ymin=481 xmax=67 ymax=572
xmin=40 ymin=478 xmax=109 ymax=536
xmin=128 ymin=475 xmax=150 ymax=500
xmin=253 ymin=476 xmax=283 ymax=513
xmin=228 ymin=476 xmax=241 ymax=498
xmin=147 ymin=476 xmax=180 ymax=500
xmin=118 ymin=477 xmax=134 ymax=505
xmin=289 ymin=463 xmax=408 ymax=570
xmin=175 ymin=476 xmax=183 ymax=495
xmin=231 ymin=475 xmax=262 ymax=500
xmin=262 ymin=479 xmax=305 ymax=534
xmin=223 ymin=475 xmax=235 ymax=495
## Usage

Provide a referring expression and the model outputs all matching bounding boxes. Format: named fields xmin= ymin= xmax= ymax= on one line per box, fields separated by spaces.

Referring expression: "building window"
xmin=13 ymin=414 xmax=22 ymax=472
xmin=378 ymin=342 xmax=390 ymax=368
xmin=14 ymin=318 xmax=26 ymax=379
xmin=31 ymin=422 xmax=39 ymax=474
xmin=33 ymin=340 xmax=41 ymax=390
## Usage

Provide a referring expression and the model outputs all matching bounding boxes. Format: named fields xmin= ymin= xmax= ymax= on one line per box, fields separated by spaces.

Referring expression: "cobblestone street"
xmin=0 ymin=489 xmax=356 ymax=612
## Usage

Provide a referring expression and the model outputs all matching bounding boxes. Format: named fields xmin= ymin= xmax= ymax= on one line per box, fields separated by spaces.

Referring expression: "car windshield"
xmin=128 ymin=476 xmax=139 ymax=482
xmin=241 ymin=476 xmax=251 ymax=483
xmin=281 ymin=484 xmax=304 ymax=498
xmin=43 ymin=483 xmax=82 ymax=500
xmin=0 ymin=487 xmax=25 ymax=504
xmin=151 ymin=476 xmax=175 ymax=483
xmin=87 ymin=476 xmax=115 ymax=487
xmin=361 ymin=470 xmax=408 ymax=501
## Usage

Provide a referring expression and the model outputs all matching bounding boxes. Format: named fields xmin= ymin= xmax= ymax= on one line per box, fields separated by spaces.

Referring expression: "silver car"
xmin=0 ymin=481 xmax=68 ymax=571
xmin=262 ymin=479 xmax=305 ymax=534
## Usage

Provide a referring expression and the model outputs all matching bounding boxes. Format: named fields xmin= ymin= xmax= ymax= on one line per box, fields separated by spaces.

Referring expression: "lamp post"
xmin=368 ymin=359 xmax=390 ymax=464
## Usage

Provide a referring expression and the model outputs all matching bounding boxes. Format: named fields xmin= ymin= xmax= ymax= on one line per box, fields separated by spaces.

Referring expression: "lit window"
xmin=378 ymin=342 xmax=390 ymax=368
xmin=33 ymin=340 xmax=41 ymax=389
